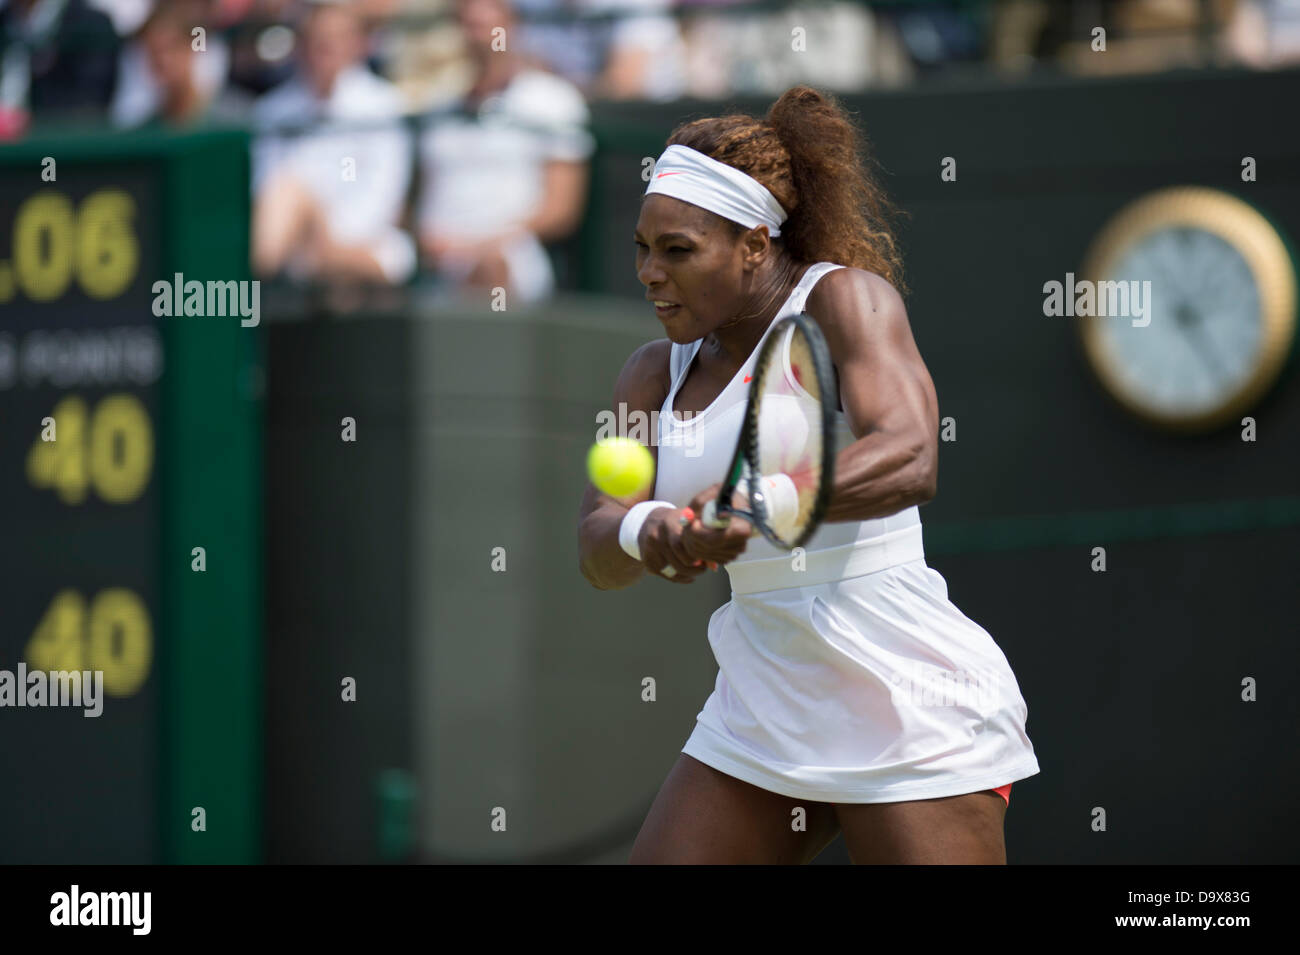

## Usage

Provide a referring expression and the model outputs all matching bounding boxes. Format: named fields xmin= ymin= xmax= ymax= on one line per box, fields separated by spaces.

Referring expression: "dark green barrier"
xmin=264 ymin=293 xmax=730 ymax=863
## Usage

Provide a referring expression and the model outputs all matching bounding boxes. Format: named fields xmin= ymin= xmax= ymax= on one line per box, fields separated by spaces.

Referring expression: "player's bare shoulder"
xmin=806 ymin=266 xmax=907 ymax=333
xmin=612 ymin=338 xmax=674 ymax=414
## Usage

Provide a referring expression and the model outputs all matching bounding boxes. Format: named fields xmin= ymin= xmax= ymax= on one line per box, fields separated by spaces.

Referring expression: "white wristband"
xmin=618 ymin=500 xmax=676 ymax=561
xmin=744 ymin=472 xmax=798 ymax=536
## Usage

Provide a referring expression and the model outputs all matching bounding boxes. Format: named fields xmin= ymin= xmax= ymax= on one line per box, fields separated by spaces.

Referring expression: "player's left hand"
xmin=681 ymin=484 xmax=753 ymax=566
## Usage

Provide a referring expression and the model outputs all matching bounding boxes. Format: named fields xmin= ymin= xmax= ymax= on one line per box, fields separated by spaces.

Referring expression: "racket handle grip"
xmin=701 ymin=499 xmax=729 ymax=530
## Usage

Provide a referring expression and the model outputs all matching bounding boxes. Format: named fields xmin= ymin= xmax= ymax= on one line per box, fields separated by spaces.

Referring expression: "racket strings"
xmin=753 ymin=323 xmax=827 ymax=543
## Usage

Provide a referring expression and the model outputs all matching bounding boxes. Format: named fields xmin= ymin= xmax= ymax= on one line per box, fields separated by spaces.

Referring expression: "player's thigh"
xmin=629 ymin=753 xmax=840 ymax=864
xmin=834 ymin=789 xmax=1007 ymax=865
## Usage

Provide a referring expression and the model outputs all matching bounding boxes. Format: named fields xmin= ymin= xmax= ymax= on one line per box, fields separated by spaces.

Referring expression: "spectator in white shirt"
xmin=418 ymin=0 xmax=593 ymax=303
xmin=251 ymin=0 xmax=415 ymax=285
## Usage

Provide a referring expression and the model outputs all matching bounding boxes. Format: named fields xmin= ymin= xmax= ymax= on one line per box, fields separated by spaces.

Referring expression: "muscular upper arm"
xmin=805 ymin=268 xmax=939 ymax=479
xmin=577 ymin=338 xmax=673 ymax=521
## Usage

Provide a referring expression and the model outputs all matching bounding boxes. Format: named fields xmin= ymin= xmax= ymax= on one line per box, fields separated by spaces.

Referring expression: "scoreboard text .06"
xmin=0 ymin=188 xmax=138 ymax=304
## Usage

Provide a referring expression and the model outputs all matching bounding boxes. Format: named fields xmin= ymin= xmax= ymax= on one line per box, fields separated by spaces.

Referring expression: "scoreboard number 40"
xmin=24 ymin=588 xmax=152 ymax=698
xmin=27 ymin=392 xmax=153 ymax=504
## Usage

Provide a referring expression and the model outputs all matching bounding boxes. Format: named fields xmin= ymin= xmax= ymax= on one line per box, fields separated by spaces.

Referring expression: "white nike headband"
xmin=644 ymin=144 xmax=788 ymax=237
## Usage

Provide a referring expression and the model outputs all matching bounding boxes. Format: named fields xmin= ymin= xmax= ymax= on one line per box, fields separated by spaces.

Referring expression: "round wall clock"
xmin=1078 ymin=186 xmax=1297 ymax=432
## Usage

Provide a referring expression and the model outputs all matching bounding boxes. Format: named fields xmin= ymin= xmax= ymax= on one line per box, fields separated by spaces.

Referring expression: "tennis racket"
xmin=699 ymin=312 xmax=837 ymax=550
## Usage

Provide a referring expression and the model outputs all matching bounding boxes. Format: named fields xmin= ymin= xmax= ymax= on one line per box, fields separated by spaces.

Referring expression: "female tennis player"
xmin=577 ymin=85 xmax=1040 ymax=864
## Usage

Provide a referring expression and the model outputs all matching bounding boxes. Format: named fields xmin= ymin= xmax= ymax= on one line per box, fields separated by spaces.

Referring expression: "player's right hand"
xmin=638 ymin=508 xmax=708 ymax=583
xmin=680 ymin=485 xmax=752 ymax=565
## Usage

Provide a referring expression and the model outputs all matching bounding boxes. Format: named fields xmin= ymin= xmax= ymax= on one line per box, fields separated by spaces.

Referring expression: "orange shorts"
xmin=992 ymin=783 xmax=1012 ymax=806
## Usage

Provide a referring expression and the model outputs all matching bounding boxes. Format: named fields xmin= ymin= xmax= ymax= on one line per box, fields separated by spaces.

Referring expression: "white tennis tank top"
xmin=654 ymin=261 xmax=925 ymax=593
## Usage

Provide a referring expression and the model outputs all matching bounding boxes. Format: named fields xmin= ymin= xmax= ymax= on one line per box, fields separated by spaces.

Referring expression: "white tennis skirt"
xmin=681 ymin=557 xmax=1041 ymax=803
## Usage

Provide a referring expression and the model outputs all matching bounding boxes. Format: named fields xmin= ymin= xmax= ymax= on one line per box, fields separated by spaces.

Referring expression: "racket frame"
xmin=700 ymin=312 xmax=837 ymax=550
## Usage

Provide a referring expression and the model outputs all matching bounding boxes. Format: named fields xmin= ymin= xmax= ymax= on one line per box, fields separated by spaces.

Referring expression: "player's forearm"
xmin=821 ymin=431 xmax=936 ymax=523
xmin=578 ymin=505 xmax=646 ymax=590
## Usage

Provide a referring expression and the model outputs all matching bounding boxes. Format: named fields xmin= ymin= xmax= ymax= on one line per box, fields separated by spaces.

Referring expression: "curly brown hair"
xmin=663 ymin=85 xmax=907 ymax=295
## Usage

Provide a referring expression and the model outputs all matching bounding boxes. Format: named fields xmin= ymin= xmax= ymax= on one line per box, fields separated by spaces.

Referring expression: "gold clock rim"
xmin=1077 ymin=186 xmax=1297 ymax=433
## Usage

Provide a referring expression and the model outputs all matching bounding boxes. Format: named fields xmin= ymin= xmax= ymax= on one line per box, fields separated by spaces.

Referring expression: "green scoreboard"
xmin=0 ymin=128 xmax=261 ymax=863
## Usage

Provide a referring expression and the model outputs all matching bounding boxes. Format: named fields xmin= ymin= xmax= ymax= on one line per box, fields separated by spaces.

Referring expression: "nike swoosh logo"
xmin=743 ymin=375 xmax=753 ymax=383
xmin=656 ymin=171 xmax=686 ymax=178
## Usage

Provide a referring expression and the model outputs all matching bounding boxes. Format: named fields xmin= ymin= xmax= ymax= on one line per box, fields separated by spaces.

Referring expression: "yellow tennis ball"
xmin=587 ymin=437 xmax=654 ymax=498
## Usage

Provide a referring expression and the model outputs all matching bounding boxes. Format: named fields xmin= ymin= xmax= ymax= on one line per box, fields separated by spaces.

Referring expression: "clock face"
xmin=1094 ymin=227 xmax=1262 ymax=419
xmin=1079 ymin=187 xmax=1297 ymax=432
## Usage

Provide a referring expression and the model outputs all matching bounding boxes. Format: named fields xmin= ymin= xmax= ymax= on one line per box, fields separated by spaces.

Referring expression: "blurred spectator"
xmin=226 ymin=0 xmax=301 ymax=97
xmin=1225 ymin=0 xmax=1300 ymax=68
xmin=112 ymin=1 xmax=250 ymax=128
xmin=417 ymin=0 xmax=592 ymax=303
xmin=510 ymin=0 xmax=687 ymax=101
xmin=890 ymin=1 xmax=982 ymax=74
xmin=86 ymin=0 xmax=149 ymax=34
xmin=992 ymin=0 xmax=1261 ymax=77
xmin=987 ymin=0 xmax=1050 ymax=74
xmin=681 ymin=0 xmax=911 ymax=96
xmin=251 ymin=0 xmax=415 ymax=286
xmin=0 ymin=0 xmax=120 ymax=119
xmin=373 ymin=0 xmax=470 ymax=110
xmin=1058 ymin=0 xmax=1214 ymax=75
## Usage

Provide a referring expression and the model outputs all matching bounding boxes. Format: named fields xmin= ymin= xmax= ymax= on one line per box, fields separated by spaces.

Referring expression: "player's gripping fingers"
xmin=645 ymin=547 xmax=703 ymax=582
xmin=723 ymin=515 xmax=754 ymax=548
xmin=681 ymin=513 xmax=751 ymax=565
xmin=680 ymin=488 xmax=740 ymax=564
xmin=645 ymin=542 xmax=702 ymax=580
xmin=639 ymin=509 xmax=705 ymax=580
xmin=657 ymin=508 xmax=729 ymax=568
xmin=679 ymin=524 xmax=738 ymax=563
xmin=686 ymin=485 xmax=725 ymax=525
